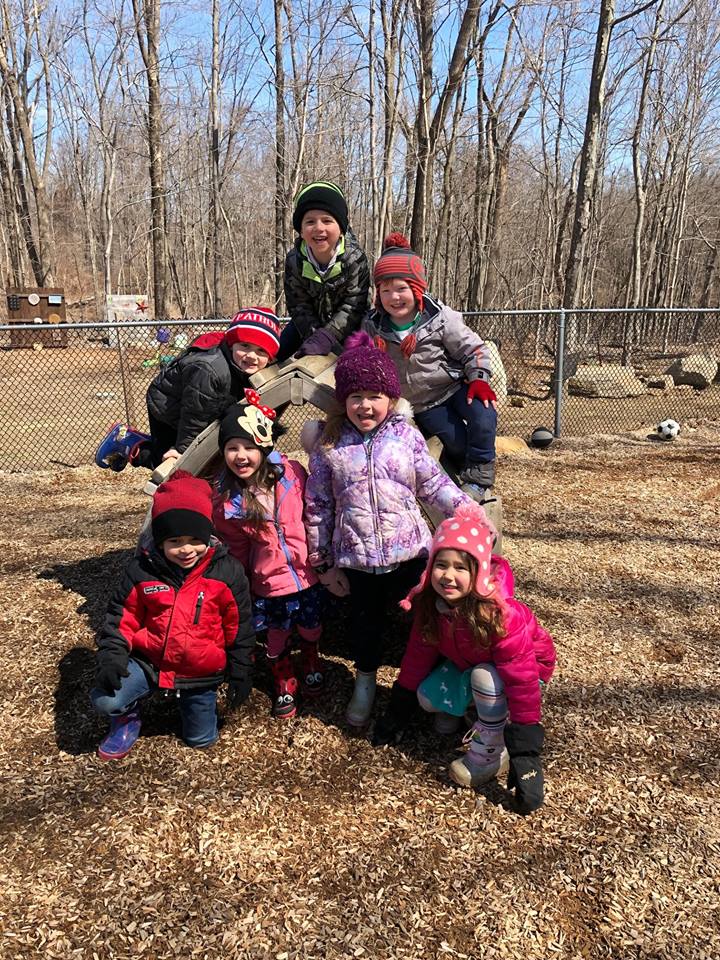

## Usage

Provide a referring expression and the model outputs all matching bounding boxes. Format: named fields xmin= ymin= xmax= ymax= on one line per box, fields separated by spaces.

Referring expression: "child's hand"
xmin=317 ymin=566 xmax=350 ymax=597
xmin=162 ymin=448 xmax=180 ymax=462
xmin=295 ymin=328 xmax=340 ymax=358
xmin=226 ymin=676 xmax=252 ymax=710
xmin=95 ymin=655 xmax=129 ymax=695
xmin=466 ymin=380 xmax=497 ymax=409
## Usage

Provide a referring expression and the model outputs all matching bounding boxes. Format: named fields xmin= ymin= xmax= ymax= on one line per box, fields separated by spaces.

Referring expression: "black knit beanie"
xmin=292 ymin=181 xmax=349 ymax=234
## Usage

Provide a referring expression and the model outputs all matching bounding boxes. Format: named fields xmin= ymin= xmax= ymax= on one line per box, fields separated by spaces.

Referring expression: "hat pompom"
xmin=344 ymin=330 xmax=375 ymax=352
xmin=454 ymin=500 xmax=491 ymax=525
xmin=383 ymin=232 xmax=411 ymax=250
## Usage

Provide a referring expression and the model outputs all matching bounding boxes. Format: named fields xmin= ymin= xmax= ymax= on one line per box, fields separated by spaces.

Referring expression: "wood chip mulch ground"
xmin=0 ymin=421 xmax=718 ymax=959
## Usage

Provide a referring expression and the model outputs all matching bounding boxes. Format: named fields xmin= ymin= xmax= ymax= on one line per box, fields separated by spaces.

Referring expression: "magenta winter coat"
xmin=212 ymin=452 xmax=317 ymax=599
xmin=397 ymin=556 xmax=557 ymax=724
xmin=304 ymin=404 xmax=473 ymax=570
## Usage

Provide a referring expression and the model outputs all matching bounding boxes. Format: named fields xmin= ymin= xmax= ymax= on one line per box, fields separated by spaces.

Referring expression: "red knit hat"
xmin=373 ymin=233 xmax=427 ymax=313
xmin=225 ymin=308 xmax=281 ymax=360
xmin=151 ymin=470 xmax=214 ymax=546
xmin=400 ymin=501 xmax=497 ymax=610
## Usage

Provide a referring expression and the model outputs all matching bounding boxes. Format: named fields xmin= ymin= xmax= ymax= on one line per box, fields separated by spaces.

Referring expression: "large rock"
xmin=567 ymin=364 xmax=646 ymax=398
xmin=486 ymin=340 xmax=507 ymax=403
xmin=666 ymin=354 xmax=718 ymax=389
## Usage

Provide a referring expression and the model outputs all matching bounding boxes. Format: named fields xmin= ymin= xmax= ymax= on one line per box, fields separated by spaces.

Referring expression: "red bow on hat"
xmin=244 ymin=388 xmax=276 ymax=420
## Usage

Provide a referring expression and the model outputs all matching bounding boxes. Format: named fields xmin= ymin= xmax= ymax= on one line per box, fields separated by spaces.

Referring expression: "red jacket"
xmin=212 ymin=453 xmax=317 ymax=598
xmin=397 ymin=556 xmax=556 ymax=724
xmin=99 ymin=541 xmax=254 ymax=689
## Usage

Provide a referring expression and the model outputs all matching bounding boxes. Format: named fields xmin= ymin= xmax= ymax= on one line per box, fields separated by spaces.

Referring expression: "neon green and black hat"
xmin=293 ymin=181 xmax=348 ymax=234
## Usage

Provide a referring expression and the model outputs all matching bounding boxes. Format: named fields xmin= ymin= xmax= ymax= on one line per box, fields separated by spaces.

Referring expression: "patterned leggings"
xmin=419 ymin=663 xmax=507 ymax=764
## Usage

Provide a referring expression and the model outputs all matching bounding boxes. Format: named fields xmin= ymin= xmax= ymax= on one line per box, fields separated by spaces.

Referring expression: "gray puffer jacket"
xmin=284 ymin=227 xmax=370 ymax=345
xmin=363 ymin=296 xmax=492 ymax=414
xmin=146 ymin=337 xmax=250 ymax=453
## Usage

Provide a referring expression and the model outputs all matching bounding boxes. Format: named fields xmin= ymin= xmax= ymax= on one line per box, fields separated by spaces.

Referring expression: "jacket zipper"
xmin=193 ymin=591 xmax=205 ymax=625
xmin=274 ymin=481 xmax=302 ymax=591
xmin=365 ymin=436 xmax=384 ymax=560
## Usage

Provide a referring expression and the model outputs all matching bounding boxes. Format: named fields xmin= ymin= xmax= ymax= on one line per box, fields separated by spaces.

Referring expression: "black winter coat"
xmin=146 ymin=339 xmax=250 ymax=453
xmin=283 ymin=227 xmax=370 ymax=345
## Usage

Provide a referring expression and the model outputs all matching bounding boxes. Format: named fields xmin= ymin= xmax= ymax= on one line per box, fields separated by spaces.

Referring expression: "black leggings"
xmin=344 ymin=558 xmax=426 ymax=672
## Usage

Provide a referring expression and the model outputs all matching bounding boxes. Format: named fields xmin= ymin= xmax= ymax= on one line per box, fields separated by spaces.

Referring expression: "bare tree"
xmin=131 ymin=0 xmax=169 ymax=316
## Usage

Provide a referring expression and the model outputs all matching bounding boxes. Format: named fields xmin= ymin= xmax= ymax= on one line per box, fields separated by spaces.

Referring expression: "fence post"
xmin=553 ymin=307 xmax=566 ymax=438
xmin=114 ymin=322 xmax=136 ymax=427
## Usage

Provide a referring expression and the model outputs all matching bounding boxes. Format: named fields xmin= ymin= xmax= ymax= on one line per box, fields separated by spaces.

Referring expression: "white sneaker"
xmin=346 ymin=670 xmax=377 ymax=727
xmin=433 ymin=711 xmax=462 ymax=735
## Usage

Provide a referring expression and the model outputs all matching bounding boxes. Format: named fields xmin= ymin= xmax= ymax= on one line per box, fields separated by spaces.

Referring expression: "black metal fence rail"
xmin=0 ymin=310 xmax=718 ymax=472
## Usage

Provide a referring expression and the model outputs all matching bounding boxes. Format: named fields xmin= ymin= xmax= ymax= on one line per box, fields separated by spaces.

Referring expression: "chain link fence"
xmin=0 ymin=310 xmax=719 ymax=471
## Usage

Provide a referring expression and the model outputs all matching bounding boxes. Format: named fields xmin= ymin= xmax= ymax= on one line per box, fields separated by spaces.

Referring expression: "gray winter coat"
xmin=363 ymin=296 xmax=492 ymax=414
xmin=284 ymin=228 xmax=370 ymax=345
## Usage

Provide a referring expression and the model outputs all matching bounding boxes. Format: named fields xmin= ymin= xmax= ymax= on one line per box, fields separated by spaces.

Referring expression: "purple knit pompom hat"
xmin=334 ymin=331 xmax=401 ymax=403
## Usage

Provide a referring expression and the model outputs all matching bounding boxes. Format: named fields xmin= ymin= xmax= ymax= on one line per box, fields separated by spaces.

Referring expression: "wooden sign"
xmin=6 ymin=287 xmax=68 ymax=349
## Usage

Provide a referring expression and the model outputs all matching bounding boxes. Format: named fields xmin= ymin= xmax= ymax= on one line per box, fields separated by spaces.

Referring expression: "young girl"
xmin=212 ymin=389 xmax=323 ymax=719
xmin=373 ymin=502 xmax=556 ymax=814
xmin=364 ymin=234 xmax=497 ymax=498
xmin=91 ymin=470 xmax=255 ymax=759
xmin=303 ymin=331 xmax=483 ymax=727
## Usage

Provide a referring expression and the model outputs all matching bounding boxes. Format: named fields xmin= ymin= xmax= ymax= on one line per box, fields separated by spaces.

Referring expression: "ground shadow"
xmin=40 ymin=548 xmax=135 ymax=633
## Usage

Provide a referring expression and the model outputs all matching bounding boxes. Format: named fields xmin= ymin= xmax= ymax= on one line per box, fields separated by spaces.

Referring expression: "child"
xmin=364 ymin=234 xmax=498 ymax=498
xmin=303 ymin=331 xmax=483 ymax=727
xmin=212 ymin=390 xmax=324 ymax=719
xmin=373 ymin=502 xmax=556 ymax=814
xmin=279 ymin=181 xmax=370 ymax=361
xmin=90 ymin=470 xmax=255 ymax=759
xmin=95 ymin=308 xmax=281 ymax=471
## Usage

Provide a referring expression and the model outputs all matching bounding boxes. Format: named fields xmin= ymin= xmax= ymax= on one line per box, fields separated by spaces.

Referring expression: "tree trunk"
xmin=563 ymin=0 xmax=615 ymax=318
xmin=133 ymin=0 xmax=168 ymax=317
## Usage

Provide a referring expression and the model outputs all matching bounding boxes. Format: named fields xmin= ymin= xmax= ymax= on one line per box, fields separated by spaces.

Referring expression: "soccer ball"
xmin=656 ymin=419 xmax=680 ymax=441
xmin=530 ymin=426 xmax=554 ymax=449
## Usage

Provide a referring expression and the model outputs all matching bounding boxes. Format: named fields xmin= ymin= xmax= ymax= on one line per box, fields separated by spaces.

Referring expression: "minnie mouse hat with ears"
xmin=400 ymin=501 xmax=497 ymax=610
xmin=218 ymin=389 xmax=277 ymax=451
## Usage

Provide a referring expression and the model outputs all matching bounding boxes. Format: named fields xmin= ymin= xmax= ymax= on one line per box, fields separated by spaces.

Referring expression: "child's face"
xmin=224 ymin=437 xmax=263 ymax=480
xmin=431 ymin=549 xmax=473 ymax=604
xmin=162 ymin=536 xmax=209 ymax=570
xmin=300 ymin=210 xmax=342 ymax=265
xmin=378 ymin=279 xmax=416 ymax=325
xmin=231 ymin=340 xmax=271 ymax=375
xmin=346 ymin=391 xmax=392 ymax=433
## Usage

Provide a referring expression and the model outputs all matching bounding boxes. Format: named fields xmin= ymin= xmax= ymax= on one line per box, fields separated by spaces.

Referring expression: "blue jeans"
xmin=90 ymin=658 xmax=219 ymax=748
xmin=414 ymin=383 xmax=497 ymax=467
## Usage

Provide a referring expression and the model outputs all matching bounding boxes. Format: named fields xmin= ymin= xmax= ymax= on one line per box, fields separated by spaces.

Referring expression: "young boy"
xmin=280 ymin=181 xmax=370 ymax=361
xmin=91 ymin=470 xmax=255 ymax=759
xmin=364 ymin=233 xmax=498 ymax=497
xmin=95 ymin=308 xmax=281 ymax=471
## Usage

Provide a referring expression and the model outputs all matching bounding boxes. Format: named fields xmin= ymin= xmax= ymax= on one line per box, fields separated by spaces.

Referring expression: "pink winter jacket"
xmin=212 ymin=452 xmax=318 ymax=599
xmin=396 ymin=556 xmax=556 ymax=724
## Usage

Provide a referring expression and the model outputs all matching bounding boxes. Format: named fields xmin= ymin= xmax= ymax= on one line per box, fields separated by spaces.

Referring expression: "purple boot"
xmin=97 ymin=709 xmax=142 ymax=760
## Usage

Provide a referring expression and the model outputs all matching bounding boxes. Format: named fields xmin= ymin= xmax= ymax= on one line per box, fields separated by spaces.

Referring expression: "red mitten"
xmin=467 ymin=380 xmax=497 ymax=404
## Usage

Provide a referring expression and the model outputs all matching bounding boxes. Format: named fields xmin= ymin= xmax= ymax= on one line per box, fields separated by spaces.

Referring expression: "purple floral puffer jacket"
xmin=304 ymin=407 xmax=473 ymax=570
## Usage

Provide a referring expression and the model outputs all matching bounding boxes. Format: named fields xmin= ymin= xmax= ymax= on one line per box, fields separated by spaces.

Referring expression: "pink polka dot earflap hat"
xmin=399 ymin=501 xmax=497 ymax=610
